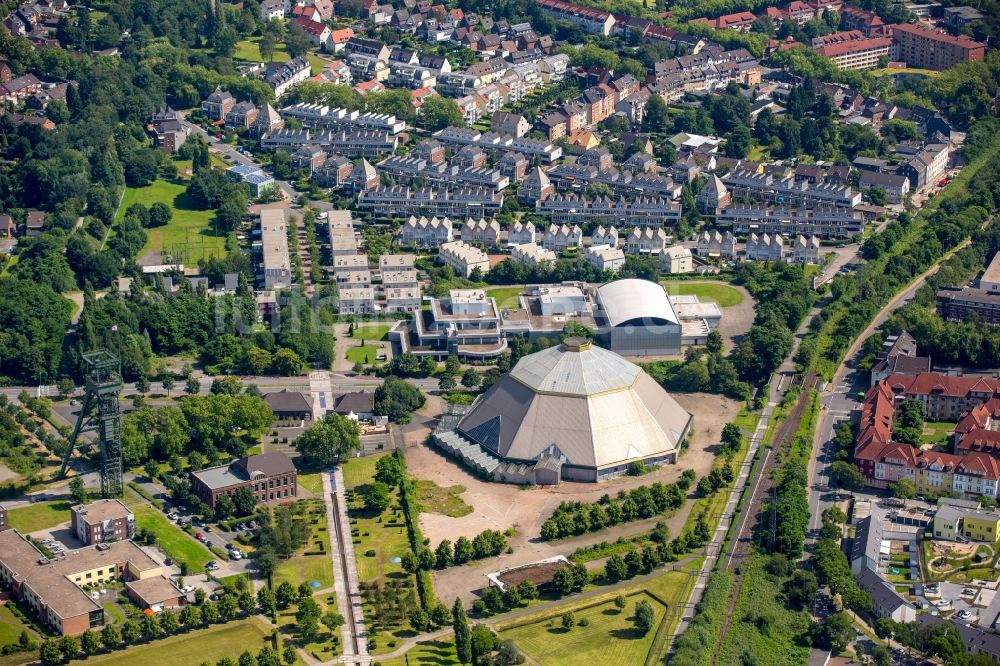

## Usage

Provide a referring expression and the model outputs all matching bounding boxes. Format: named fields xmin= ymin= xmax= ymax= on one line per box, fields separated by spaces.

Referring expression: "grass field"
xmin=379 ymin=639 xmax=460 ymax=666
xmin=501 ymin=593 xmax=665 ymax=666
xmin=0 ymin=604 xmax=38 ymax=648
xmin=486 ymin=286 xmax=524 ymax=309
xmin=85 ymin=618 xmax=287 ymax=665
xmin=342 ymin=455 xmax=412 ymax=583
xmin=661 ymin=281 xmax=743 ymax=307
xmin=5 ymin=501 xmax=71 ymax=533
xmin=233 ymin=38 xmax=325 ymax=73
xmin=351 ymin=324 xmax=392 ymax=341
xmin=346 ymin=345 xmax=379 ymax=364
xmin=413 ymin=480 xmax=472 ymax=518
xmin=126 ymin=499 xmax=214 ymax=573
xmin=871 ymin=67 xmax=940 ymax=78
xmin=273 ymin=499 xmax=334 ymax=589
xmin=341 ymin=455 xmax=381 ymax=491
xmin=921 ymin=421 xmax=954 ymax=446
xmin=117 ymin=180 xmax=226 ymax=263
xmin=298 ymin=471 xmax=323 ymax=494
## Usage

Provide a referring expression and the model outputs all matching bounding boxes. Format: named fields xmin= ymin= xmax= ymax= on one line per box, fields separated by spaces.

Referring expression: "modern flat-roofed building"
xmin=337 ymin=287 xmax=376 ymax=314
xmin=71 ymin=499 xmax=135 ymax=546
xmin=0 ymin=530 xmax=165 ymax=635
xmin=190 ymin=452 xmax=298 ymax=508
xmin=125 ymin=576 xmax=186 ymax=612
xmin=891 ymin=23 xmax=985 ymax=71
xmin=258 ymin=209 xmax=292 ymax=290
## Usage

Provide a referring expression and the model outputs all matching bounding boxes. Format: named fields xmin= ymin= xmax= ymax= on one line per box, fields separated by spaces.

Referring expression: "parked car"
xmin=206 ymin=561 xmax=220 ymax=571
xmin=181 ymin=585 xmax=194 ymax=593
xmin=958 ymin=610 xmax=973 ymax=619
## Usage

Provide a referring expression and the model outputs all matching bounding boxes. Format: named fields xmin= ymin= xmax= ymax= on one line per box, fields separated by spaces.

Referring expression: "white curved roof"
xmin=597 ymin=279 xmax=678 ymax=327
xmin=509 ymin=339 xmax=640 ymax=396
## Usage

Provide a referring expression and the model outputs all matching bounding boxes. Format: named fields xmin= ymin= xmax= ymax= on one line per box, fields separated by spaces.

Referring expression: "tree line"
xmin=540 ymin=473 xmax=694 ymax=541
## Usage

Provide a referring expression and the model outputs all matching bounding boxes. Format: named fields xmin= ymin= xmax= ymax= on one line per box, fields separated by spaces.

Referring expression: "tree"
xmin=812 ymin=612 xmax=854 ymax=652
xmin=438 ymin=374 xmax=457 ymax=391
xmin=294 ymin=412 xmax=362 ymax=467
xmin=373 ymin=376 xmax=426 ymax=424
xmin=561 ymin=611 xmax=575 ymax=629
xmin=57 ymin=378 xmax=76 ymax=399
xmin=615 ymin=594 xmax=626 ymax=612
xmin=238 ymin=652 xmax=257 ymax=666
xmin=460 ymin=368 xmax=480 ymax=389
xmin=605 ymin=554 xmax=628 ymax=582
xmin=363 ymin=481 xmax=392 ymax=513
xmin=374 ymin=454 xmax=405 ymax=486
xmin=783 ymin=569 xmax=818 ymax=609
xmin=136 ymin=375 xmax=151 ymax=394
xmin=148 ymin=202 xmax=172 ymax=228
xmin=889 ymin=478 xmax=915 ymax=500
xmin=454 ymin=536 xmax=473 ymax=564
xmin=721 ymin=422 xmax=743 ymax=454
xmin=321 ymin=610 xmax=344 ymax=634
xmin=233 ymin=486 xmax=257 ymax=516
xmin=185 ymin=377 xmax=200 ymax=395
xmin=257 ymin=587 xmax=277 ymax=616
xmin=69 ymin=476 xmax=87 ymax=505
xmin=829 ymin=461 xmax=865 ymax=491
xmin=272 ymin=348 xmax=305 ymax=376
xmin=276 ymin=581 xmax=297 ymax=609
xmin=80 ymin=629 xmax=99 ymax=655
xmin=100 ymin=623 xmax=121 ymax=650
xmin=40 ymin=640 xmax=61 ymax=665
xmin=282 ymin=644 xmax=297 ymax=666
xmin=420 ymin=96 xmax=465 ymax=131
xmin=634 ymin=600 xmax=655 ymax=636
xmin=470 ymin=624 xmax=496 ymax=664
xmin=724 ymin=124 xmax=752 ymax=159
xmin=453 ymin=598 xmax=472 ymax=664
xmin=162 ymin=375 xmax=175 ymax=396
xmin=295 ymin=597 xmax=322 ymax=637
xmin=121 ymin=620 xmax=141 ymax=643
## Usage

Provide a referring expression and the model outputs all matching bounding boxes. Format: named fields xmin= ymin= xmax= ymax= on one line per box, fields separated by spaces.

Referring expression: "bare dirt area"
xmin=406 ymin=391 xmax=741 ymax=604
xmin=715 ymin=284 xmax=755 ymax=352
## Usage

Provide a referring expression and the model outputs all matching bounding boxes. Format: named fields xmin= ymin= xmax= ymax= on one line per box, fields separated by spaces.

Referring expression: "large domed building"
xmin=433 ymin=337 xmax=692 ymax=484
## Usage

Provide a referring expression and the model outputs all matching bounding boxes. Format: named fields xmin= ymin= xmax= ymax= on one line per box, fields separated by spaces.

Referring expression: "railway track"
xmin=710 ymin=374 xmax=817 ymax=665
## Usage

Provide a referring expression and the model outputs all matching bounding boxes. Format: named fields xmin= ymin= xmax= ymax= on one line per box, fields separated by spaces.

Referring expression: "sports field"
xmin=117 ymin=180 xmax=226 ymax=263
xmin=661 ymin=281 xmax=743 ymax=307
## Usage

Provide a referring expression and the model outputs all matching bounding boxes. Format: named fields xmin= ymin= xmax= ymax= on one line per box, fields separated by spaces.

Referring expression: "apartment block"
xmin=71 ymin=500 xmax=135 ymax=546
xmin=891 ymin=23 xmax=985 ymax=71
xmin=438 ymin=241 xmax=490 ymax=277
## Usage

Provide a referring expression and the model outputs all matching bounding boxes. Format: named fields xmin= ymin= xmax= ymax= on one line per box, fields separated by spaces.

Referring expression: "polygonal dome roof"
xmin=457 ymin=338 xmax=692 ymax=471
xmin=508 ymin=337 xmax=641 ymax=396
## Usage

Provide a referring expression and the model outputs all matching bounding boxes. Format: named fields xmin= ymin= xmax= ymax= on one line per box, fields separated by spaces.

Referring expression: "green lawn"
xmin=102 ymin=601 xmax=125 ymax=625
xmin=413 ymin=480 xmax=473 ymax=518
xmin=346 ymin=345 xmax=379 ymax=364
xmin=234 ymin=37 xmax=290 ymax=63
xmin=661 ymin=281 xmax=744 ymax=308
xmin=921 ymin=421 xmax=954 ymax=445
xmin=0 ymin=604 xmax=39 ymax=648
xmin=85 ymin=619 xmax=284 ymax=665
xmin=501 ymin=593 xmax=665 ymax=666
xmin=351 ymin=324 xmax=392 ymax=341
xmin=871 ymin=67 xmax=940 ymax=78
xmin=233 ymin=39 xmax=325 ymax=73
xmin=126 ymin=499 xmax=214 ymax=573
xmin=379 ymin=639 xmax=460 ymax=666
xmin=117 ymin=179 xmax=226 ymax=263
xmin=273 ymin=500 xmax=334 ymax=590
xmin=341 ymin=454 xmax=382 ymax=491
xmin=298 ymin=471 xmax=323 ymax=494
xmin=341 ymin=455 xmax=412 ymax=583
xmin=5 ymin=501 xmax=71 ymax=533
xmin=486 ymin=286 xmax=524 ymax=309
